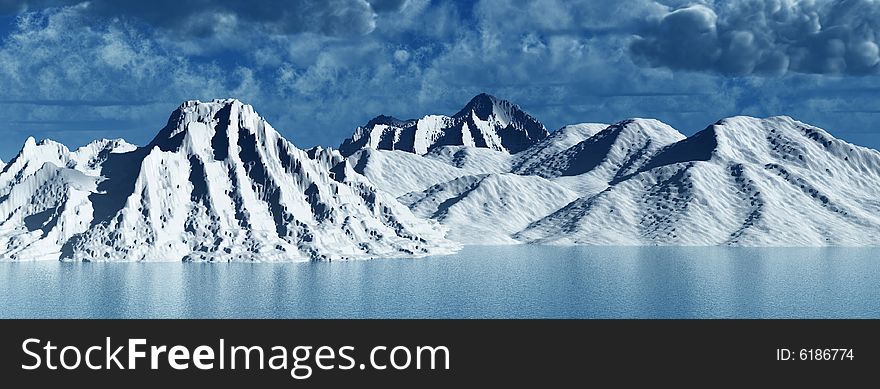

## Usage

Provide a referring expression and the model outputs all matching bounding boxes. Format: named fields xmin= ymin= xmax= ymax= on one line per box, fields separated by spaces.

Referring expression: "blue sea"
xmin=1 ymin=246 xmax=878 ymax=318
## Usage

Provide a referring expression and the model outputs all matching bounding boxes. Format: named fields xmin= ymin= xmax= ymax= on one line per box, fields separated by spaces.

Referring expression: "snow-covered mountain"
xmin=359 ymin=113 xmax=880 ymax=246
xmin=514 ymin=119 xmax=686 ymax=195
xmin=511 ymin=123 xmax=608 ymax=175
xmin=516 ymin=116 xmax=880 ymax=246
xmin=346 ymin=148 xmax=477 ymax=197
xmin=513 ymin=119 xmax=683 ymax=180
xmin=400 ymin=173 xmax=578 ymax=244
xmin=3 ymin=95 xmax=879 ymax=259
xmin=0 ymin=99 xmax=456 ymax=261
xmin=339 ymin=93 xmax=548 ymax=156
xmin=346 ymin=145 xmax=514 ymax=198
xmin=0 ymin=137 xmax=136 ymax=195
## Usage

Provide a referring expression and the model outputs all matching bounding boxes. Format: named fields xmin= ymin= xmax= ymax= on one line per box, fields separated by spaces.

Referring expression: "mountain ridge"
xmin=347 ymin=111 xmax=880 ymax=246
xmin=0 ymin=99 xmax=458 ymax=261
xmin=1 ymin=96 xmax=879 ymax=262
xmin=514 ymin=115 xmax=880 ymax=246
xmin=339 ymin=93 xmax=549 ymax=156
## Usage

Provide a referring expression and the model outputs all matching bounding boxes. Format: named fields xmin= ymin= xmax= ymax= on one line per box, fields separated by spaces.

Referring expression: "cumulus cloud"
xmin=0 ymin=0 xmax=878 ymax=160
xmin=0 ymin=0 xmax=407 ymax=38
xmin=473 ymin=0 xmax=666 ymax=34
xmin=0 ymin=5 xmax=266 ymax=156
xmin=631 ymin=0 xmax=880 ymax=76
xmin=0 ymin=6 xmax=248 ymax=101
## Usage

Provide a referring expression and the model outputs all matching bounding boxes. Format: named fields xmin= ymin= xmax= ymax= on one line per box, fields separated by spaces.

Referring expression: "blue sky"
xmin=1 ymin=0 xmax=880 ymax=160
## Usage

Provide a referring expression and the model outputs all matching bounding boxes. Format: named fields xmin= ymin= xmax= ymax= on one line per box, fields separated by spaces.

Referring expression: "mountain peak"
xmin=179 ymin=98 xmax=246 ymax=108
xmin=365 ymin=114 xmax=412 ymax=128
xmin=0 ymin=98 xmax=457 ymax=261
xmin=148 ymin=98 xmax=274 ymax=156
xmin=454 ymin=93 xmax=499 ymax=119
xmin=513 ymin=118 xmax=685 ymax=179
xmin=340 ymin=93 xmax=548 ymax=156
xmin=473 ymin=92 xmax=495 ymax=101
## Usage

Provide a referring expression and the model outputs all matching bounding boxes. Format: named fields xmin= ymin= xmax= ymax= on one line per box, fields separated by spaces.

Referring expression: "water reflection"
xmin=1 ymin=246 xmax=878 ymax=318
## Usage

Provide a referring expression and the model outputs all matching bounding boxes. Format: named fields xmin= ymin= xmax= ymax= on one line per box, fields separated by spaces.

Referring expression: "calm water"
xmin=1 ymin=246 xmax=878 ymax=318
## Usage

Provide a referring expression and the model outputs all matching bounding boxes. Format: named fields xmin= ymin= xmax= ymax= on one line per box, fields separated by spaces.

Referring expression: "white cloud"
xmin=393 ymin=49 xmax=410 ymax=63
xmin=0 ymin=5 xmax=267 ymax=157
xmin=0 ymin=0 xmax=877 ymax=160
xmin=632 ymin=0 xmax=880 ymax=75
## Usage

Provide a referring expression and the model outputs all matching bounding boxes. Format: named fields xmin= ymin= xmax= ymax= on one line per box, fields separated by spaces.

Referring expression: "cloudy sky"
xmin=1 ymin=0 xmax=880 ymax=160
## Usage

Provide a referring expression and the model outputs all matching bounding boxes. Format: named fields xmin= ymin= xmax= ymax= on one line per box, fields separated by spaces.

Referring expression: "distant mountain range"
xmin=2 ymin=94 xmax=879 ymax=261
xmin=339 ymin=93 xmax=548 ymax=156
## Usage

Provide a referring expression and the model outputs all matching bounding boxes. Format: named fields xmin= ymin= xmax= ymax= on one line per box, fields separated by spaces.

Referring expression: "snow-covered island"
xmin=2 ymin=95 xmax=879 ymax=261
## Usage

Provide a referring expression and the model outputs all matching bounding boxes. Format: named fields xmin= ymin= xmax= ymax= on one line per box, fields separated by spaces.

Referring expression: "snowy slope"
xmin=376 ymin=123 xmax=606 ymax=244
xmin=382 ymin=115 xmax=880 ymax=246
xmin=516 ymin=116 xmax=880 ymax=246
xmin=345 ymin=144 xmax=513 ymax=198
xmin=0 ymin=99 xmax=457 ymax=261
xmin=346 ymin=148 xmax=476 ymax=197
xmin=399 ymin=173 xmax=579 ymax=244
xmin=339 ymin=93 xmax=548 ymax=156
xmin=0 ymin=138 xmax=135 ymax=197
xmin=70 ymin=139 xmax=138 ymax=175
xmin=511 ymin=123 xmax=608 ymax=174
xmin=0 ymin=138 xmax=71 ymax=198
xmin=516 ymin=119 xmax=685 ymax=181
xmin=424 ymin=146 xmax=513 ymax=174
xmin=0 ymin=138 xmax=138 ymax=260
xmin=0 ymin=164 xmax=98 ymax=260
